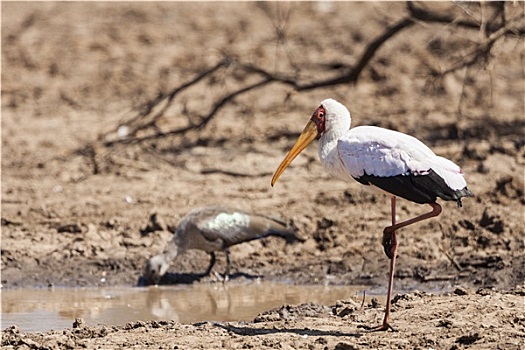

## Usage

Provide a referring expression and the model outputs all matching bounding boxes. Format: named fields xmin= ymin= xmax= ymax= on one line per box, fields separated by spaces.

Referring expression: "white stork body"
xmin=271 ymin=98 xmax=473 ymax=331
xmin=315 ymin=100 xmax=471 ymax=206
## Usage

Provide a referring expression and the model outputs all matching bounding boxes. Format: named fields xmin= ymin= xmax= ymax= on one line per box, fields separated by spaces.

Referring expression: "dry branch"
xmin=238 ymin=17 xmax=415 ymax=91
xmin=200 ymin=168 xmax=273 ymax=178
xmin=81 ymin=2 xmax=524 ymax=175
xmin=100 ymin=12 xmax=415 ymax=150
xmin=408 ymin=1 xmax=525 ymax=36
xmin=433 ymin=12 xmax=525 ymax=77
xmin=103 ymin=77 xmax=272 ymax=147
xmin=109 ymin=59 xmax=231 ymax=141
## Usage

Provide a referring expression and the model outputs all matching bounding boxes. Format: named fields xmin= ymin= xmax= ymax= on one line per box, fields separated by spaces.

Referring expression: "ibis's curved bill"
xmin=271 ymin=120 xmax=318 ymax=187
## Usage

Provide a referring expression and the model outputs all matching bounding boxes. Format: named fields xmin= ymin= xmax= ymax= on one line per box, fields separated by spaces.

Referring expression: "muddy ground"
xmin=2 ymin=1 xmax=524 ymax=349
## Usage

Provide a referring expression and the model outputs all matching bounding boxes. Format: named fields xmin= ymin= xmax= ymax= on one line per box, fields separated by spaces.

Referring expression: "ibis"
xmin=143 ymin=206 xmax=304 ymax=285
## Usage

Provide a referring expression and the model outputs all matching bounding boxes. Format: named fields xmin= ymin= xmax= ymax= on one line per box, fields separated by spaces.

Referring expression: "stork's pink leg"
xmin=384 ymin=203 xmax=442 ymax=239
xmin=382 ymin=196 xmax=398 ymax=331
xmin=366 ymin=196 xmax=398 ymax=332
xmin=366 ymin=199 xmax=442 ymax=332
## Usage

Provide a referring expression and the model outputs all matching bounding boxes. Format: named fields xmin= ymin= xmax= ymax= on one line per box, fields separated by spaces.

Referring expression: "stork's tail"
xmin=454 ymin=187 xmax=474 ymax=208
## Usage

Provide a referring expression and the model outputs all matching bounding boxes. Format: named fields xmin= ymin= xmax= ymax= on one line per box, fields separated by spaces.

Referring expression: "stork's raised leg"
xmin=382 ymin=202 xmax=442 ymax=259
xmin=367 ymin=198 xmax=442 ymax=332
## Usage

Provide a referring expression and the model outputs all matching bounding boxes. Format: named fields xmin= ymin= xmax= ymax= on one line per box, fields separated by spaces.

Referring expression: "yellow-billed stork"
xmin=271 ymin=98 xmax=473 ymax=331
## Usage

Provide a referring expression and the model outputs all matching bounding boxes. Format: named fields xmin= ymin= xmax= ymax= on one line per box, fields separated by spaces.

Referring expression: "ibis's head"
xmin=143 ymin=254 xmax=170 ymax=285
xmin=271 ymin=99 xmax=350 ymax=186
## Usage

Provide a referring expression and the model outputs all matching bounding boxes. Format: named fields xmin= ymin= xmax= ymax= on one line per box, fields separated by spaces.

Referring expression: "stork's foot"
xmin=360 ymin=322 xmax=397 ymax=332
xmin=382 ymin=229 xmax=397 ymax=260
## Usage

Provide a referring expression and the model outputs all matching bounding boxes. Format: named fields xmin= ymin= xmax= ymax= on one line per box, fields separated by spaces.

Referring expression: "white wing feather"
xmin=337 ymin=126 xmax=432 ymax=177
xmin=336 ymin=126 xmax=467 ymax=190
xmin=430 ymin=156 xmax=467 ymax=190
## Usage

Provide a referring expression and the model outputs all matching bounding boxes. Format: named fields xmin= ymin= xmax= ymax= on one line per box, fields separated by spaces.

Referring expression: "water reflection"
xmin=1 ymin=282 xmax=365 ymax=333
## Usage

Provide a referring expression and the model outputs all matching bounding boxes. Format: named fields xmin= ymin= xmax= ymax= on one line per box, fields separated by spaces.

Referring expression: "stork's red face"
xmin=271 ymin=105 xmax=326 ymax=186
xmin=311 ymin=106 xmax=327 ymax=135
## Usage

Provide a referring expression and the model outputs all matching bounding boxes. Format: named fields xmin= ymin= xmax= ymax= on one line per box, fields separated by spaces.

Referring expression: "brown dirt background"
xmin=1 ymin=2 xmax=524 ymax=349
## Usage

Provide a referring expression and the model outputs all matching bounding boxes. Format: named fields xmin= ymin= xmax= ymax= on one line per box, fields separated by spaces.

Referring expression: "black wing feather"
xmin=356 ymin=169 xmax=473 ymax=207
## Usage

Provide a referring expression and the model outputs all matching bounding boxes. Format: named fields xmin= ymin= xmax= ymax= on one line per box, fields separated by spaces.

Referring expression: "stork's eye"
xmin=318 ymin=111 xmax=325 ymax=118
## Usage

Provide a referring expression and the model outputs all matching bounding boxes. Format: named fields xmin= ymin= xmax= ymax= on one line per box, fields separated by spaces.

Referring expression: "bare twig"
xmin=103 ymin=78 xmax=272 ymax=147
xmin=457 ymin=67 xmax=468 ymax=115
xmin=200 ymin=168 xmax=273 ymax=178
xmin=258 ymin=2 xmax=299 ymax=74
xmin=299 ymin=17 xmax=415 ymax=90
xmin=117 ymin=58 xmax=231 ymax=138
xmin=438 ymin=13 xmax=525 ymax=77
xmin=407 ymin=1 xmax=525 ymax=36
xmin=439 ymin=246 xmax=463 ymax=272
xmin=238 ymin=17 xmax=415 ymax=91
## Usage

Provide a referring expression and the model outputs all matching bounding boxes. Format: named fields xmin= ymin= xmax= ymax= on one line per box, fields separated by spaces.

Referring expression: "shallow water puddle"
xmin=1 ymin=282 xmax=365 ymax=333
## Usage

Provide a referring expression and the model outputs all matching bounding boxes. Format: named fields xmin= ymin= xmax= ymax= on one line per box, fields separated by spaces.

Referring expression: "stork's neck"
xmin=318 ymin=128 xmax=352 ymax=181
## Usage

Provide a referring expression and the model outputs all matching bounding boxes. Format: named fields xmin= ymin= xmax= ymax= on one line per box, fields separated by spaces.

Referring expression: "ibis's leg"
xmin=204 ymin=252 xmax=216 ymax=276
xmin=223 ymin=249 xmax=231 ymax=283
